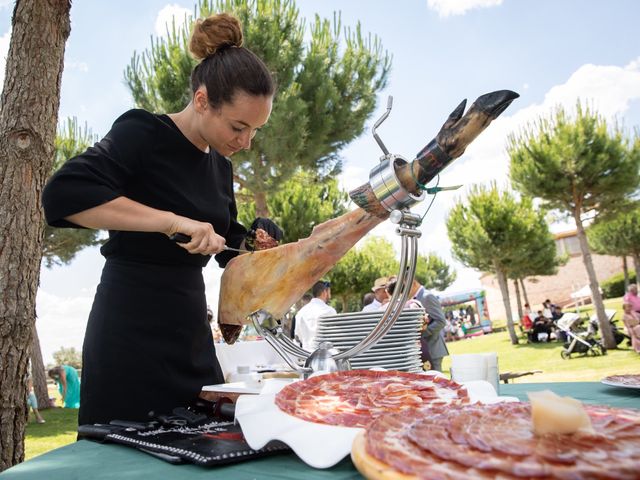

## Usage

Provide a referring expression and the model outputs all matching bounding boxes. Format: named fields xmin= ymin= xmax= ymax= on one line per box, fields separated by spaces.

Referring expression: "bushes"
xmin=601 ymin=270 xmax=636 ymax=299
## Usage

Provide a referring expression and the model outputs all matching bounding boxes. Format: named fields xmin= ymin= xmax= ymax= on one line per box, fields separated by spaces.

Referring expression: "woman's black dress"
xmin=42 ymin=109 xmax=247 ymax=425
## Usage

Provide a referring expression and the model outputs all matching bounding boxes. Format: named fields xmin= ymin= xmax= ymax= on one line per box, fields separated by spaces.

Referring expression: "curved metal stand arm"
xmin=250 ymin=311 xmax=311 ymax=373
xmin=273 ymin=330 xmax=311 ymax=358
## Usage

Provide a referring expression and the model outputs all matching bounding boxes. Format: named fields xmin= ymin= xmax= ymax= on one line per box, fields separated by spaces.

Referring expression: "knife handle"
xmin=219 ymin=403 xmax=236 ymax=420
xmin=170 ymin=233 xmax=191 ymax=243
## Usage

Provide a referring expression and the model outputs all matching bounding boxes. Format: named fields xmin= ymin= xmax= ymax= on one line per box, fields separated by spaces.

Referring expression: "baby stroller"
xmin=556 ymin=313 xmax=606 ymax=359
xmin=589 ymin=310 xmax=631 ymax=347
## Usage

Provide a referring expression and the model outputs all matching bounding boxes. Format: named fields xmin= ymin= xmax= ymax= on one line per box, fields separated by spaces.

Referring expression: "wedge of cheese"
xmin=528 ymin=390 xmax=594 ymax=435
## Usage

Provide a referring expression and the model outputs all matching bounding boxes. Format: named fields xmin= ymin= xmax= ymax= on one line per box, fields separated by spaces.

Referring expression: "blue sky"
xmin=1 ymin=0 xmax=638 ymax=361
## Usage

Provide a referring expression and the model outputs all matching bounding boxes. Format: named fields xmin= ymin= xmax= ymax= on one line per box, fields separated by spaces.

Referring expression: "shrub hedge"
xmin=601 ymin=270 xmax=636 ymax=299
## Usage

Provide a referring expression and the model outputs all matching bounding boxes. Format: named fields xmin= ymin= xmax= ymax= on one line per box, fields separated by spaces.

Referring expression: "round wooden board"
xmin=351 ymin=431 xmax=417 ymax=480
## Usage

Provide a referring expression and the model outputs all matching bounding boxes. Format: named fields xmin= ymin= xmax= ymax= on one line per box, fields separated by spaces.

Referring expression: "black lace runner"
xmin=80 ymin=419 xmax=289 ymax=466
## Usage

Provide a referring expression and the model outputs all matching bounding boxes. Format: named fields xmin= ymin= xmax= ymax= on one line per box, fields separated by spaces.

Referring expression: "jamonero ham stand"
xmin=249 ymin=97 xmax=451 ymax=378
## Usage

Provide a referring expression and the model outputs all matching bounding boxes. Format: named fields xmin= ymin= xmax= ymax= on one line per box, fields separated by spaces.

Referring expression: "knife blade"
xmin=169 ymin=233 xmax=252 ymax=254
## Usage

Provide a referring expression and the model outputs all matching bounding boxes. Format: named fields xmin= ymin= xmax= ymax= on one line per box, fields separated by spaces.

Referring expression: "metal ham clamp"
xmin=218 ymin=90 xmax=519 ymax=377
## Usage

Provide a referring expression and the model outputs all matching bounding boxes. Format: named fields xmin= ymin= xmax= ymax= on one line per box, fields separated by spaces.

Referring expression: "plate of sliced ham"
xmin=352 ymin=401 xmax=640 ymax=479
xmin=601 ymin=373 xmax=640 ymax=389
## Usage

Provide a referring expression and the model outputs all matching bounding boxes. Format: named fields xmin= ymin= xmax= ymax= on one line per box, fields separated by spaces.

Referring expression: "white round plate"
xmin=316 ymin=327 xmax=420 ymax=336
xmin=350 ymin=344 xmax=420 ymax=355
xmin=319 ymin=317 xmax=424 ymax=326
xmin=351 ymin=357 xmax=422 ymax=368
xmin=600 ymin=374 xmax=640 ymax=390
xmin=320 ymin=309 xmax=425 ymax=319
xmin=318 ymin=339 xmax=420 ymax=350
xmin=318 ymin=319 xmax=423 ymax=328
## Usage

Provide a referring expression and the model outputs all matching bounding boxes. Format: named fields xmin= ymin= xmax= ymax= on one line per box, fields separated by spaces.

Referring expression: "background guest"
xmin=48 ymin=365 xmax=80 ymax=409
xmin=411 ymin=280 xmax=448 ymax=372
xmin=623 ymin=284 xmax=640 ymax=314
xmin=294 ymin=281 xmax=336 ymax=350
xmin=362 ymin=277 xmax=389 ymax=312
xmin=26 ymin=376 xmax=45 ymax=423
xmin=622 ymin=302 xmax=640 ymax=353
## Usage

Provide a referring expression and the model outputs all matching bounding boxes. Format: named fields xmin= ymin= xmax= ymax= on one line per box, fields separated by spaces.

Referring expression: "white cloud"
xmin=626 ymin=57 xmax=640 ymax=72
xmin=427 ymin=0 xmax=504 ymax=18
xmin=155 ymin=4 xmax=192 ymax=37
xmin=0 ymin=29 xmax=10 ymax=86
xmin=0 ymin=0 xmax=12 ymax=10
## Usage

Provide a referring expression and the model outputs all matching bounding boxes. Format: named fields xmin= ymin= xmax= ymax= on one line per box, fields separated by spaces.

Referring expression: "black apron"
xmin=79 ymin=258 xmax=224 ymax=425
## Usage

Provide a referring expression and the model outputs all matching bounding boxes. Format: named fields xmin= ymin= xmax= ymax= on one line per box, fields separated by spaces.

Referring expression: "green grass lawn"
xmin=24 ymin=300 xmax=639 ymax=461
xmin=24 ymin=408 xmax=78 ymax=460
xmin=443 ymin=329 xmax=639 ymax=383
xmin=468 ymin=296 xmax=637 ymax=382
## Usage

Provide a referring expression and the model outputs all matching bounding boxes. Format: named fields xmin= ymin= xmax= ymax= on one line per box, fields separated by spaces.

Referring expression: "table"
xmin=2 ymin=382 xmax=638 ymax=480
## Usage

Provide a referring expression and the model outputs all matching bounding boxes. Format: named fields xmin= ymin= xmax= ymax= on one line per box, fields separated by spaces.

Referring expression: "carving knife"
xmin=169 ymin=233 xmax=252 ymax=253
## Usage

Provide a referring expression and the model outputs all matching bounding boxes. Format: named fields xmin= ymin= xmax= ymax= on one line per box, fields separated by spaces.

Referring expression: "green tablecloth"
xmin=2 ymin=382 xmax=638 ymax=480
xmin=498 ymin=381 xmax=639 ymax=409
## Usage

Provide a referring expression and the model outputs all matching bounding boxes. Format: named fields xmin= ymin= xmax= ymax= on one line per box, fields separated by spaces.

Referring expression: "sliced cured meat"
xmin=357 ymin=412 xmax=501 ymax=480
xmin=602 ymin=374 xmax=640 ymax=388
xmin=357 ymin=402 xmax=640 ymax=480
xmin=274 ymin=370 xmax=469 ymax=428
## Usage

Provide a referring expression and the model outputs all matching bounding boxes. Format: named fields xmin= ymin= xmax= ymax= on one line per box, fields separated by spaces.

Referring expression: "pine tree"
xmin=447 ymin=184 xmax=552 ymax=344
xmin=237 ymin=170 xmax=348 ymax=243
xmin=415 ymin=253 xmax=457 ymax=292
xmin=508 ymin=210 xmax=566 ymax=319
xmin=588 ymin=204 xmax=640 ymax=275
xmin=42 ymin=118 xmax=103 ymax=268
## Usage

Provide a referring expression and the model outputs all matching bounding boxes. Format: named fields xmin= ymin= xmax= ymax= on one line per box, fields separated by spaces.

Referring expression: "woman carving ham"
xmin=42 ymin=13 xmax=281 ymax=425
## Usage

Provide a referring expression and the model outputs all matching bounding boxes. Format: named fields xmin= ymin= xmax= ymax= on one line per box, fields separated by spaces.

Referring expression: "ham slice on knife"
xmin=218 ymin=90 xmax=519 ymax=343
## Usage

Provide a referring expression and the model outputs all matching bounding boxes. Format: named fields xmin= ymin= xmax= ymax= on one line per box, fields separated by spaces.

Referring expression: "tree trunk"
xmin=622 ymin=256 xmax=629 ymax=291
xmin=632 ymin=254 xmax=640 ymax=283
xmin=573 ymin=211 xmax=615 ymax=349
xmin=514 ymin=279 xmax=523 ymax=320
xmin=0 ymin=0 xmax=71 ymax=470
xmin=29 ymin=328 xmax=50 ymax=410
xmin=519 ymin=278 xmax=530 ymax=306
xmin=253 ymin=190 xmax=270 ymax=218
xmin=495 ymin=266 xmax=518 ymax=344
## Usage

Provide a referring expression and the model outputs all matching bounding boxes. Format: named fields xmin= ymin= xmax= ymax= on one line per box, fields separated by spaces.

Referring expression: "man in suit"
xmin=411 ymin=280 xmax=448 ymax=372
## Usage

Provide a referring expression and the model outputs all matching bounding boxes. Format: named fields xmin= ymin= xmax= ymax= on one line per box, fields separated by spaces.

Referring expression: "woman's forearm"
xmin=65 ymin=196 xmax=228 ymax=255
xmin=66 ymin=196 xmax=178 ymax=235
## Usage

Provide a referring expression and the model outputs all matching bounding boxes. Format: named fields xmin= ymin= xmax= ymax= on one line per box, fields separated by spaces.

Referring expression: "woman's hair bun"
xmin=189 ymin=13 xmax=244 ymax=61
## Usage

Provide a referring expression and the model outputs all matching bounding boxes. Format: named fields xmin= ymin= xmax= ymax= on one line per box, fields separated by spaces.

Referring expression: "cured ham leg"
xmin=218 ymin=90 xmax=518 ymax=343
xmin=218 ymin=209 xmax=383 ymax=342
